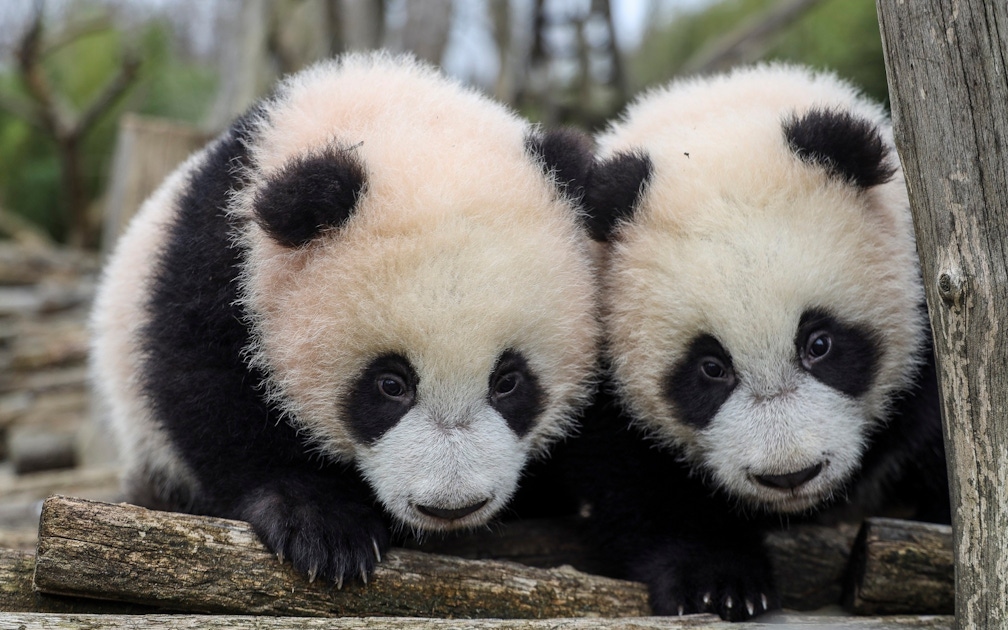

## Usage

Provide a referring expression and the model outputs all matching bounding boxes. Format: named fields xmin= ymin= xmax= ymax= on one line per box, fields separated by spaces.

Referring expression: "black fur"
xmin=664 ymin=334 xmax=738 ymax=430
xmin=488 ymin=349 xmax=545 ymax=438
xmin=795 ymin=308 xmax=881 ymax=397
xmin=254 ymin=145 xmax=367 ymax=248
xmin=553 ymin=389 xmax=780 ymax=621
xmin=345 ymin=354 xmax=419 ymax=444
xmin=138 ymin=107 xmax=388 ymax=584
xmin=563 ymin=340 xmax=947 ymax=621
xmin=784 ymin=108 xmax=896 ymax=188
xmin=583 ymin=150 xmax=653 ymax=241
xmin=525 ymin=127 xmax=595 ymax=205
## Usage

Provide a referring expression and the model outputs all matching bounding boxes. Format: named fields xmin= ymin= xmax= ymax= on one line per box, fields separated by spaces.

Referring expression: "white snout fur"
xmin=357 ymin=404 xmax=524 ymax=532
xmin=699 ymin=376 xmax=870 ymax=513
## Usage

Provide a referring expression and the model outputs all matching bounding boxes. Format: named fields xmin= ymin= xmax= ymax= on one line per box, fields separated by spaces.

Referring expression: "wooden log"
xmin=846 ymin=518 xmax=954 ymax=615
xmin=8 ymin=429 xmax=77 ymax=475
xmin=411 ymin=517 xmax=859 ymax=611
xmin=33 ymin=496 xmax=651 ymax=618
xmin=877 ymin=2 xmax=1008 ymax=627
xmin=0 ymin=466 xmax=120 ymax=505
xmin=765 ymin=521 xmax=859 ymax=610
xmin=0 ymin=613 xmax=958 ymax=629
xmin=0 ymin=548 xmax=149 ymax=614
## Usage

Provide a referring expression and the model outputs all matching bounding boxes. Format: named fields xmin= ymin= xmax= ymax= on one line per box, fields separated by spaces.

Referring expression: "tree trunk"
xmin=876 ymin=2 xmax=1008 ymax=628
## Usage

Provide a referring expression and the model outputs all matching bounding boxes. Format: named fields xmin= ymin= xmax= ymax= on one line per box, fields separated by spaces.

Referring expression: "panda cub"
xmin=580 ymin=63 xmax=947 ymax=620
xmin=91 ymin=52 xmax=601 ymax=585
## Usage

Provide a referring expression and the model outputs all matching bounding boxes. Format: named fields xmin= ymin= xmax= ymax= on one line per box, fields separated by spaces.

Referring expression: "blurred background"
xmin=0 ymin=0 xmax=888 ymax=249
xmin=0 ymin=0 xmax=887 ymax=549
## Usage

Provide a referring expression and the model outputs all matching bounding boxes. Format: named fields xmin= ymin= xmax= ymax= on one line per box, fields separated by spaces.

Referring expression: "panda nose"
xmin=752 ymin=462 xmax=824 ymax=490
xmin=416 ymin=498 xmax=489 ymax=521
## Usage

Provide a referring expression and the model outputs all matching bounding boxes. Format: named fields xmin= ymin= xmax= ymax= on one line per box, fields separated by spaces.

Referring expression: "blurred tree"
xmin=0 ymin=2 xmax=138 ymax=248
xmin=629 ymin=0 xmax=889 ymax=105
xmin=0 ymin=1 xmax=217 ymax=247
xmin=506 ymin=0 xmax=625 ymax=129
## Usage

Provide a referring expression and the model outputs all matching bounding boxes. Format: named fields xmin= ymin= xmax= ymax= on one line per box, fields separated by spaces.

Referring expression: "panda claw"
xmin=677 ymin=605 xmax=684 ymax=616
xmin=702 ymin=592 xmax=712 ymax=607
xmin=761 ymin=593 xmax=769 ymax=611
xmin=335 ymin=575 xmax=344 ymax=590
xmin=307 ymin=567 xmax=318 ymax=584
xmin=276 ymin=550 xmax=285 ymax=564
xmin=360 ymin=565 xmax=368 ymax=585
xmin=372 ymin=538 xmax=382 ymax=563
xmin=746 ymin=599 xmax=755 ymax=617
xmin=725 ymin=595 xmax=733 ymax=610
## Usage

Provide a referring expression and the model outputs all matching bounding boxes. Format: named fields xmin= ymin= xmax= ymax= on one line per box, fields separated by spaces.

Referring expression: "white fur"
xmin=95 ymin=52 xmax=600 ymax=529
xmin=360 ymin=405 xmax=523 ymax=532
xmin=597 ymin=63 xmax=927 ymax=513
xmin=90 ymin=148 xmax=211 ymax=505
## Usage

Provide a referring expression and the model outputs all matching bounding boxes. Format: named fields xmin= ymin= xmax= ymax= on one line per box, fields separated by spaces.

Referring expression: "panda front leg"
xmin=625 ymin=523 xmax=778 ymax=621
xmin=233 ymin=467 xmax=391 ymax=585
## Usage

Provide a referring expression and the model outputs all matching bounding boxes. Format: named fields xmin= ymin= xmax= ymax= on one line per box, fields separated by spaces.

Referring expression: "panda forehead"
xmin=245 ymin=211 xmax=596 ymax=387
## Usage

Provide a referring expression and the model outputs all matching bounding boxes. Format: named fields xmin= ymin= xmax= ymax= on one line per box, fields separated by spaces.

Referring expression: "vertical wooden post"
xmin=876 ymin=2 xmax=1008 ymax=628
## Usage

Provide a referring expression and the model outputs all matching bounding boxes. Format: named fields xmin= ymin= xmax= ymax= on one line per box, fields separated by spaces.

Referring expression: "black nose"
xmin=416 ymin=498 xmax=489 ymax=521
xmin=752 ymin=462 xmax=824 ymax=490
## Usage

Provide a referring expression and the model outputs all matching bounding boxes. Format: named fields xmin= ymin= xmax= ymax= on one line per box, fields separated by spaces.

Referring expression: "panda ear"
xmin=525 ymin=127 xmax=595 ymax=206
xmin=253 ymin=145 xmax=368 ymax=248
xmin=583 ymin=150 xmax=653 ymax=242
xmin=783 ymin=107 xmax=896 ymax=189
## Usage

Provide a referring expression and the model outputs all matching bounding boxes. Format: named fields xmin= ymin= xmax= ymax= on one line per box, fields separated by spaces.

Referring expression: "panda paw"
xmin=237 ymin=482 xmax=390 ymax=586
xmin=631 ymin=540 xmax=779 ymax=621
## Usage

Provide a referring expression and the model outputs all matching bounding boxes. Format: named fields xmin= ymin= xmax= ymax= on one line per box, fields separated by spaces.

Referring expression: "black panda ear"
xmin=783 ymin=107 xmax=896 ymax=189
xmin=583 ymin=150 xmax=653 ymax=242
xmin=253 ymin=145 xmax=368 ymax=248
xmin=525 ymin=127 xmax=595 ymax=205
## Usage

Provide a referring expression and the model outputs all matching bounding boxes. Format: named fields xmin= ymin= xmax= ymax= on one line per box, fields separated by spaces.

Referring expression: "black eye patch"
xmin=487 ymin=349 xmax=544 ymax=438
xmin=795 ymin=308 xmax=880 ymax=397
xmin=344 ymin=353 xmax=418 ymax=444
xmin=663 ymin=334 xmax=737 ymax=430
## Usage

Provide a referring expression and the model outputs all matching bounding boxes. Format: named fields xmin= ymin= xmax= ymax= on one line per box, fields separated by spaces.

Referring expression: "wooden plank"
xmin=0 ymin=613 xmax=957 ymax=629
xmin=846 ymin=518 xmax=953 ymax=615
xmin=877 ymin=1 xmax=1008 ymax=626
xmin=33 ymin=496 xmax=650 ymax=618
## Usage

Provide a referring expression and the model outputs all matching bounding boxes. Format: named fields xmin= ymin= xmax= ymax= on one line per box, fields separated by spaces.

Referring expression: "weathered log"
xmin=845 ymin=518 xmax=954 ymax=615
xmin=877 ymin=2 xmax=1008 ymax=627
xmin=0 ymin=612 xmax=958 ymax=629
xmin=766 ymin=521 xmax=860 ymax=610
xmin=405 ymin=516 xmax=603 ymax=572
xmin=33 ymin=496 xmax=650 ymax=618
xmin=8 ymin=429 xmax=77 ymax=474
xmin=0 ymin=548 xmax=149 ymax=614
xmin=411 ymin=517 xmax=860 ymax=611
xmin=0 ymin=466 xmax=120 ymax=505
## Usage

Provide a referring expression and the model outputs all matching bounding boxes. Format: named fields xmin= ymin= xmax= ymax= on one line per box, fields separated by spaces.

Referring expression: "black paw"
xmin=238 ymin=482 xmax=390 ymax=586
xmin=631 ymin=540 xmax=779 ymax=621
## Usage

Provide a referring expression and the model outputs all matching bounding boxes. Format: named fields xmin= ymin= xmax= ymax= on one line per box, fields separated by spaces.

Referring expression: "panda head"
xmin=590 ymin=64 xmax=928 ymax=514
xmin=231 ymin=54 xmax=600 ymax=532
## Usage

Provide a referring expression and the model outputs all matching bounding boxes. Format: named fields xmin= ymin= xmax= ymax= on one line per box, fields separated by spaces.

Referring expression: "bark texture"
xmin=877 ymin=2 xmax=1008 ymax=627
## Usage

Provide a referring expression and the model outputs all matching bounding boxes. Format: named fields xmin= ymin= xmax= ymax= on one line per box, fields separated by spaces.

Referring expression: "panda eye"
xmin=699 ymin=357 xmax=732 ymax=382
xmin=377 ymin=374 xmax=412 ymax=402
xmin=491 ymin=371 xmax=523 ymax=401
xmin=805 ymin=332 xmax=832 ymax=363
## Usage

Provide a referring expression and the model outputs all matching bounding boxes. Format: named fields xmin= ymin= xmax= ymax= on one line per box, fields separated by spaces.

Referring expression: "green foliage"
xmin=0 ymin=7 xmax=217 ymax=244
xmin=629 ymin=0 xmax=889 ymax=105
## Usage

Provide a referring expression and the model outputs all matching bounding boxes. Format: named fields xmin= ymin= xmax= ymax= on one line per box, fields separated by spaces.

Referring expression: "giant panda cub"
xmin=90 ymin=52 xmax=602 ymax=585
xmin=579 ymin=63 xmax=947 ymax=620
